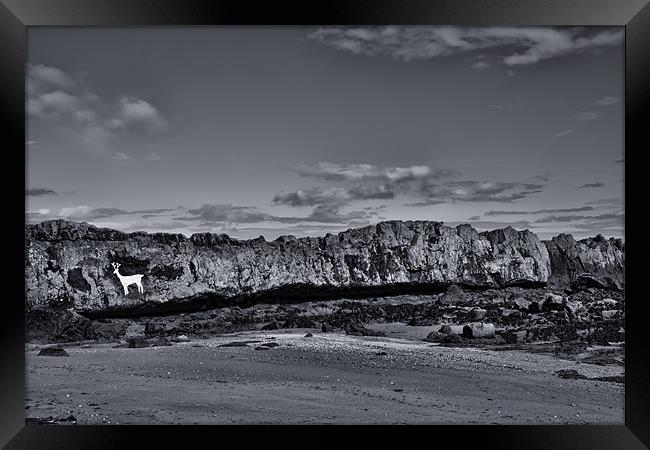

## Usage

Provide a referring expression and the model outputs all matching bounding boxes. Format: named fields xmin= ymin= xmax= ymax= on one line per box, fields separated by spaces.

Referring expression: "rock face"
xmin=25 ymin=219 xmax=622 ymax=316
xmin=26 ymin=220 xmax=553 ymax=315
xmin=543 ymin=234 xmax=625 ymax=290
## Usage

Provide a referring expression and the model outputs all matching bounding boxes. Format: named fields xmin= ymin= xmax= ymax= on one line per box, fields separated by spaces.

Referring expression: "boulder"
xmin=512 ymin=297 xmax=531 ymax=311
xmin=439 ymin=324 xmax=465 ymax=335
xmin=37 ymin=347 xmax=69 ymax=356
xmin=470 ymin=308 xmax=486 ymax=321
xmin=442 ymin=334 xmax=462 ymax=344
xmin=439 ymin=285 xmax=467 ymax=305
xmin=462 ymin=322 xmax=496 ymax=338
xmin=424 ymin=331 xmax=447 ymax=343
xmin=126 ymin=336 xmax=148 ymax=348
xmin=542 ymin=293 xmax=565 ymax=311
xmin=344 ymin=323 xmax=385 ymax=337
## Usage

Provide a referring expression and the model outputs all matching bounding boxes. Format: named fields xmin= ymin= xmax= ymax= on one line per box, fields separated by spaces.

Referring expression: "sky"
xmin=26 ymin=27 xmax=624 ymax=241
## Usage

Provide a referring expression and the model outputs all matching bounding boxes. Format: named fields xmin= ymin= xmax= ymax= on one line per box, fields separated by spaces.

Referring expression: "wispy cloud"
xmin=145 ymin=150 xmax=162 ymax=161
xmin=28 ymin=205 xmax=177 ymax=222
xmin=277 ymin=162 xmax=546 ymax=214
xmin=294 ymin=162 xmax=457 ymax=182
xmin=535 ymin=212 xmax=623 ymax=223
xmin=554 ymin=129 xmax=572 ymax=138
xmin=109 ymin=152 xmax=132 ymax=160
xmin=579 ymin=182 xmax=605 ymax=188
xmin=26 ymin=188 xmax=57 ymax=197
xmin=485 ymin=206 xmax=595 ymax=216
xmin=596 ymin=96 xmax=619 ymax=106
xmin=576 ymin=111 xmax=599 ymax=121
xmin=307 ymin=27 xmax=622 ymax=67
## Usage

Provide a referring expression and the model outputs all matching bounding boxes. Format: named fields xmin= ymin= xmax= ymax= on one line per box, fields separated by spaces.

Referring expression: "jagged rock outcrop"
xmin=543 ymin=234 xmax=625 ymax=290
xmin=26 ymin=219 xmax=554 ymax=315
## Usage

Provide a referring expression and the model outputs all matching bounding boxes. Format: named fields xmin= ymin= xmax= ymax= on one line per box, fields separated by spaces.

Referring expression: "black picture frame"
xmin=2 ymin=1 xmax=648 ymax=448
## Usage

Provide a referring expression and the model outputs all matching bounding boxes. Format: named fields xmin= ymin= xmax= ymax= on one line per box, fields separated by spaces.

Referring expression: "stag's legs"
xmin=123 ymin=286 xmax=129 ymax=295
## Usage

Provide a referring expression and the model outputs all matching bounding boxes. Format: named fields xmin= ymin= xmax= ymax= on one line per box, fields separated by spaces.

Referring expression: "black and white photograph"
xmin=24 ymin=26 xmax=625 ymax=425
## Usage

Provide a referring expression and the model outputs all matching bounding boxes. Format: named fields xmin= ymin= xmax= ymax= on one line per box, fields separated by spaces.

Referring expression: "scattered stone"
xmin=344 ymin=323 xmax=385 ymax=337
xmin=261 ymin=322 xmax=280 ymax=330
xmin=217 ymin=340 xmax=262 ymax=347
xmin=601 ymin=310 xmax=619 ymax=319
xmin=150 ymin=336 xmax=172 ymax=347
xmin=126 ymin=337 xmax=148 ymax=348
xmin=304 ymin=333 xmax=313 ymax=338
xmin=321 ymin=323 xmax=336 ymax=333
xmin=38 ymin=347 xmax=69 ymax=357
xmin=439 ymin=284 xmax=466 ymax=305
xmin=171 ymin=334 xmax=190 ymax=343
xmin=501 ymin=309 xmax=520 ymax=318
xmin=564 ymin=300 xmax=584 ymax=316
xmin=470 ymin=308 xmax=486 ymax=321
xmin=254 ymin=346 xmax=270 ymax=351
xmin=442 ymin=334 xmax=462 ymax=344
xmin=512 ymin=297 xmax=531 ymax=311
xmin=423 ymin=331 xmax=447 ymax=343
xmin=259 ymin=342 xmax=279 ymax=348
xmin=543 ymin=293 xmax=565 ymax=311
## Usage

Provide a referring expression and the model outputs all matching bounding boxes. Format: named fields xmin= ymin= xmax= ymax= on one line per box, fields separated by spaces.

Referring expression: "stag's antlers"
xmin=111 ymin=262 xmax=121 ymax=270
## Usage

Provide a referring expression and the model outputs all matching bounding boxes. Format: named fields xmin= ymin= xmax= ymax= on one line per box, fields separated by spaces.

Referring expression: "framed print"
xmin=1 ymin=0 xmax=649 ymax=448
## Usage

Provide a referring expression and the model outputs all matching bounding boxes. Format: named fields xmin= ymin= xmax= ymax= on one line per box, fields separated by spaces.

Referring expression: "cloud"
xmin=407 ymin=180 xmax=545 ymax=205
xmin=177 ymin=204 xmax=272 ymax=224
xmin=280 ymin=162 xmax=546 ymax=211
xmin=586 ymin=197 xmax=623 ymax=207
xmin=272 ymin=187 xmax=351 ymax=207
xmin=485 ymin=206 xmax=595 ymax=216
xmin=579 ymin=182 xmax=605 ymax=188
xmin=176 ymin=202 xmax=379 ymax=228
xmin=506 ymin=70 xmax=516 ymax=77
xmin=25 ymin=140 xmax=39 ymax=148
xmin=596 ymin=96 xmax=619 ymax=106
xmin=308 ymin=27 xmax=622 ymax=67
xmin=554 ymin=129 xmax=572 ymax=138
xmin=613 ymin=158 xmax=624 ymax=164
xmin=491 ymin=101 xmax=523 ymax=111
xmin=528 ymin=173 xmax=550 ymax=183
xmin=576 ymin=111 xmax=599 ymax=121
xmin=535 ymin=212 xmax=623 ymax=223
xmin=26 ymin=64 xmax=171 ymax=154
xmin=109 ymin=152 xmax=132 ymax=160
xmin=471 ymin=61 xmax=490 ymax=69
xmin=27 ymin=64 xmax=76 ymax=94
xmin=145 ymin=150 xmax=162 ymax=161
xmin=467 ymin=215 xmax=481 ymax=220
xmin=36 ymin=205 xmax=177 ymax=221
xmin=117 ymin=97 xmax=170 ymax=133
xmin=26 ymin=188 xmax=57 ymax=197
xmin=295 ymin=162 xmax=456 ymax=182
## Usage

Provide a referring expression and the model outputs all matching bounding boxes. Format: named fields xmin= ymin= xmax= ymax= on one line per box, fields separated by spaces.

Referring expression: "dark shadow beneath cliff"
xmin=79 ymin=280 xmax=547 ymax=320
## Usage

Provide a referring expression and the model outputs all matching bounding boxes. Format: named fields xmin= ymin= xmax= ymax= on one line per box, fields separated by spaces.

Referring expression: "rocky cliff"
xmin=25 ymin=220 xmax=623 ymax=317
xmin=544 ymin=233 xmax=625 ymax=290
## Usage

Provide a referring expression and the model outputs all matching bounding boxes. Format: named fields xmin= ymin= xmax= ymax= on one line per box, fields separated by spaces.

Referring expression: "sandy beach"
xmin=25 ymin=329 xmax=624 ymax=425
